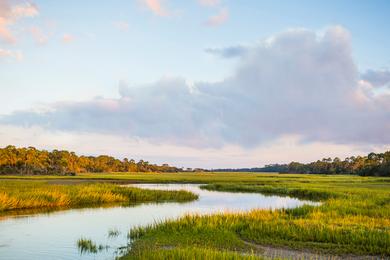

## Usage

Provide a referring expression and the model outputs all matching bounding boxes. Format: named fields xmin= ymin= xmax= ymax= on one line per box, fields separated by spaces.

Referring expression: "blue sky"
xmin=0 ymin=0 xmax=389 ymax=168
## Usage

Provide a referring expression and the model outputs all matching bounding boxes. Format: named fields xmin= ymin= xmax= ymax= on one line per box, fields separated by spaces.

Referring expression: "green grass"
xmin=0 ymin=180 xmax=198 ymax=213
xmin=0 ymin=171 xmax=266 ymax=183
xmin=1 ymin=171 xmax=388 ymax=185
xmin=121 ymin=174 xmax=390 ymax=258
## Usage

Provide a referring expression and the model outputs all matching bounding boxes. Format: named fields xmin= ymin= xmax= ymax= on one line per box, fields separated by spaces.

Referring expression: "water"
xmin=0 ymin=184 xmax=318 ymax=260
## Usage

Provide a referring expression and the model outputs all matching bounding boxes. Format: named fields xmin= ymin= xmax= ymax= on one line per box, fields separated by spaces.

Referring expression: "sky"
xmin=0 ymin=0 xmax=389 ymax=168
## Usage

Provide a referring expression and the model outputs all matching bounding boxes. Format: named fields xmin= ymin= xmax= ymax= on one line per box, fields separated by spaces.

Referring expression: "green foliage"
xmin=265 ymin=151 xmax=390 ymax=176
xmin=0 ymin=145 xmax=180 ymax=175
xmin=2 ymin=145 xmax=389 ymax=177
xmin=215 ymin=151 xmax=390 ymax=177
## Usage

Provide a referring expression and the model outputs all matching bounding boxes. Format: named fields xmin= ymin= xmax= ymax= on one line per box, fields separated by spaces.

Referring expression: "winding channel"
xmin=0 ymin=183 xmax=318 ymax=260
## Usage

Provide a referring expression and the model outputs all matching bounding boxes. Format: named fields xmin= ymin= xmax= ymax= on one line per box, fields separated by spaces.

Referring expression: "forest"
xmin=1 ymin=145 xmax=389 ymax=176
xmin=215 ymin=151 xmax=390 ymax=177
xmin=0 ymin=145 xmax=180 ymax=175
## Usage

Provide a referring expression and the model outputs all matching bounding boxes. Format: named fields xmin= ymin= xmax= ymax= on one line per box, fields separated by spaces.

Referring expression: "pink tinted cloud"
xmin=0 ymin=47 xmax=22 ymax=60
xmin=0 ymin=22 xmax=15 ymax=43
xmin=29 ymin=26 xmax=48 ymax=45
xmin=141 ymin=0 xmax=169 ymax=17
xmin=0 ymin=0 xmax=38 ymax=43
xmin=11 ymin=2 xmax=38 ymax=18
xmin=62 ymin=33 xmax=74 ymax=43
xmin=205 ymin=7 xmax=228 ymax=27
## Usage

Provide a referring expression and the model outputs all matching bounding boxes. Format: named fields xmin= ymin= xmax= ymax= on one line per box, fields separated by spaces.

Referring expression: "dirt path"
xmin=241 ymin=240 xmax=387 ymax=260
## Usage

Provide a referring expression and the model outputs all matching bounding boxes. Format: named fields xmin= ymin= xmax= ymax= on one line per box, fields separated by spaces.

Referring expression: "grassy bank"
xmin=122 ymin=174 xmax=390 ymax=258
xmin=124 ymin=247 xmax=262 ymax=260
xmin=1 ymin=171 xmax=388 ymax=184
xmin=0 ymin=172 xmax=265 ymax=183
xmin=0 ymin=180 xmax=198 ymax=213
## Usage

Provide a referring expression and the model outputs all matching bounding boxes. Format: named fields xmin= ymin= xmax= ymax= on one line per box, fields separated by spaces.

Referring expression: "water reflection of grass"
xmin=77 ymin=228 xmax=124 ymax=256
xmin=108 ymin=228 xmax=121 ymax=238
xmin=77 ymin=238 xmax=98 ymax=254
xmin=0 ymin=181 xmax=198 ymax=214
xmin=77 ymin=238 xmax=109 ymax=254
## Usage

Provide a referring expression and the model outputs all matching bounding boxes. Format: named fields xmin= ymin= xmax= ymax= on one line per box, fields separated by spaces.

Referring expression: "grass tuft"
xmin=77 ymin=238 xmax=98 ymax=254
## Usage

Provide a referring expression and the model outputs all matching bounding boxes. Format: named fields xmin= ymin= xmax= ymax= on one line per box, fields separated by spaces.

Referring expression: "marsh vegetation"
xmin=122 ymin=174 xmax=390 ymax=259
xmin=0 ymin=173 xmax=389 ymax=259
xmin=0 ymin=180 xmax=198 ymax=213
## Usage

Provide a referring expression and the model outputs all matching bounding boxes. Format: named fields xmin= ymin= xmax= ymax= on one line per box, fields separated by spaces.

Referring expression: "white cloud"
xmin=113 ymin=21 xmax=129 ymax=32
xmin=205 ymin=7 xmax=228 ymax=27
xmin=198 ymin=0 xmax=220 ymax=7
xmin=1 ymin=26 xmax=389 ymax=150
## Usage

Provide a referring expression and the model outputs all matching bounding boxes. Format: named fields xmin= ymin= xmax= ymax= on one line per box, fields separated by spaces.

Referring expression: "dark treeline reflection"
xmin=0 ymin=145 xmax=180 ymax=175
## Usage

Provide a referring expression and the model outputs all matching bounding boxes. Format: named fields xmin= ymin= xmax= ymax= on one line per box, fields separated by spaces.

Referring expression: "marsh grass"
xmin=1 ymin=173 xmax=389 ymax=258
xmin=124 ymin=175 xmax=390 ymax=258
xmin=0 ymin=180 xmax=198 ymax=213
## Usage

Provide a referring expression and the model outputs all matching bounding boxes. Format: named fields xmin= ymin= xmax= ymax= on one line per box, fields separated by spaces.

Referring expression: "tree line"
xmin=1 ymin=145 xmax=389 ymax=176
xmin=213 ymin=151 xmax=390 ymax=177
xmin=0 ymin=146 xmax=180 ymax=175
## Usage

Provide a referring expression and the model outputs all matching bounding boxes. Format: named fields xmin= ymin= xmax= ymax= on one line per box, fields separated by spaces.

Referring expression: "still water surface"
xmin=0 ymin=184 xmax=317 ymax=260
